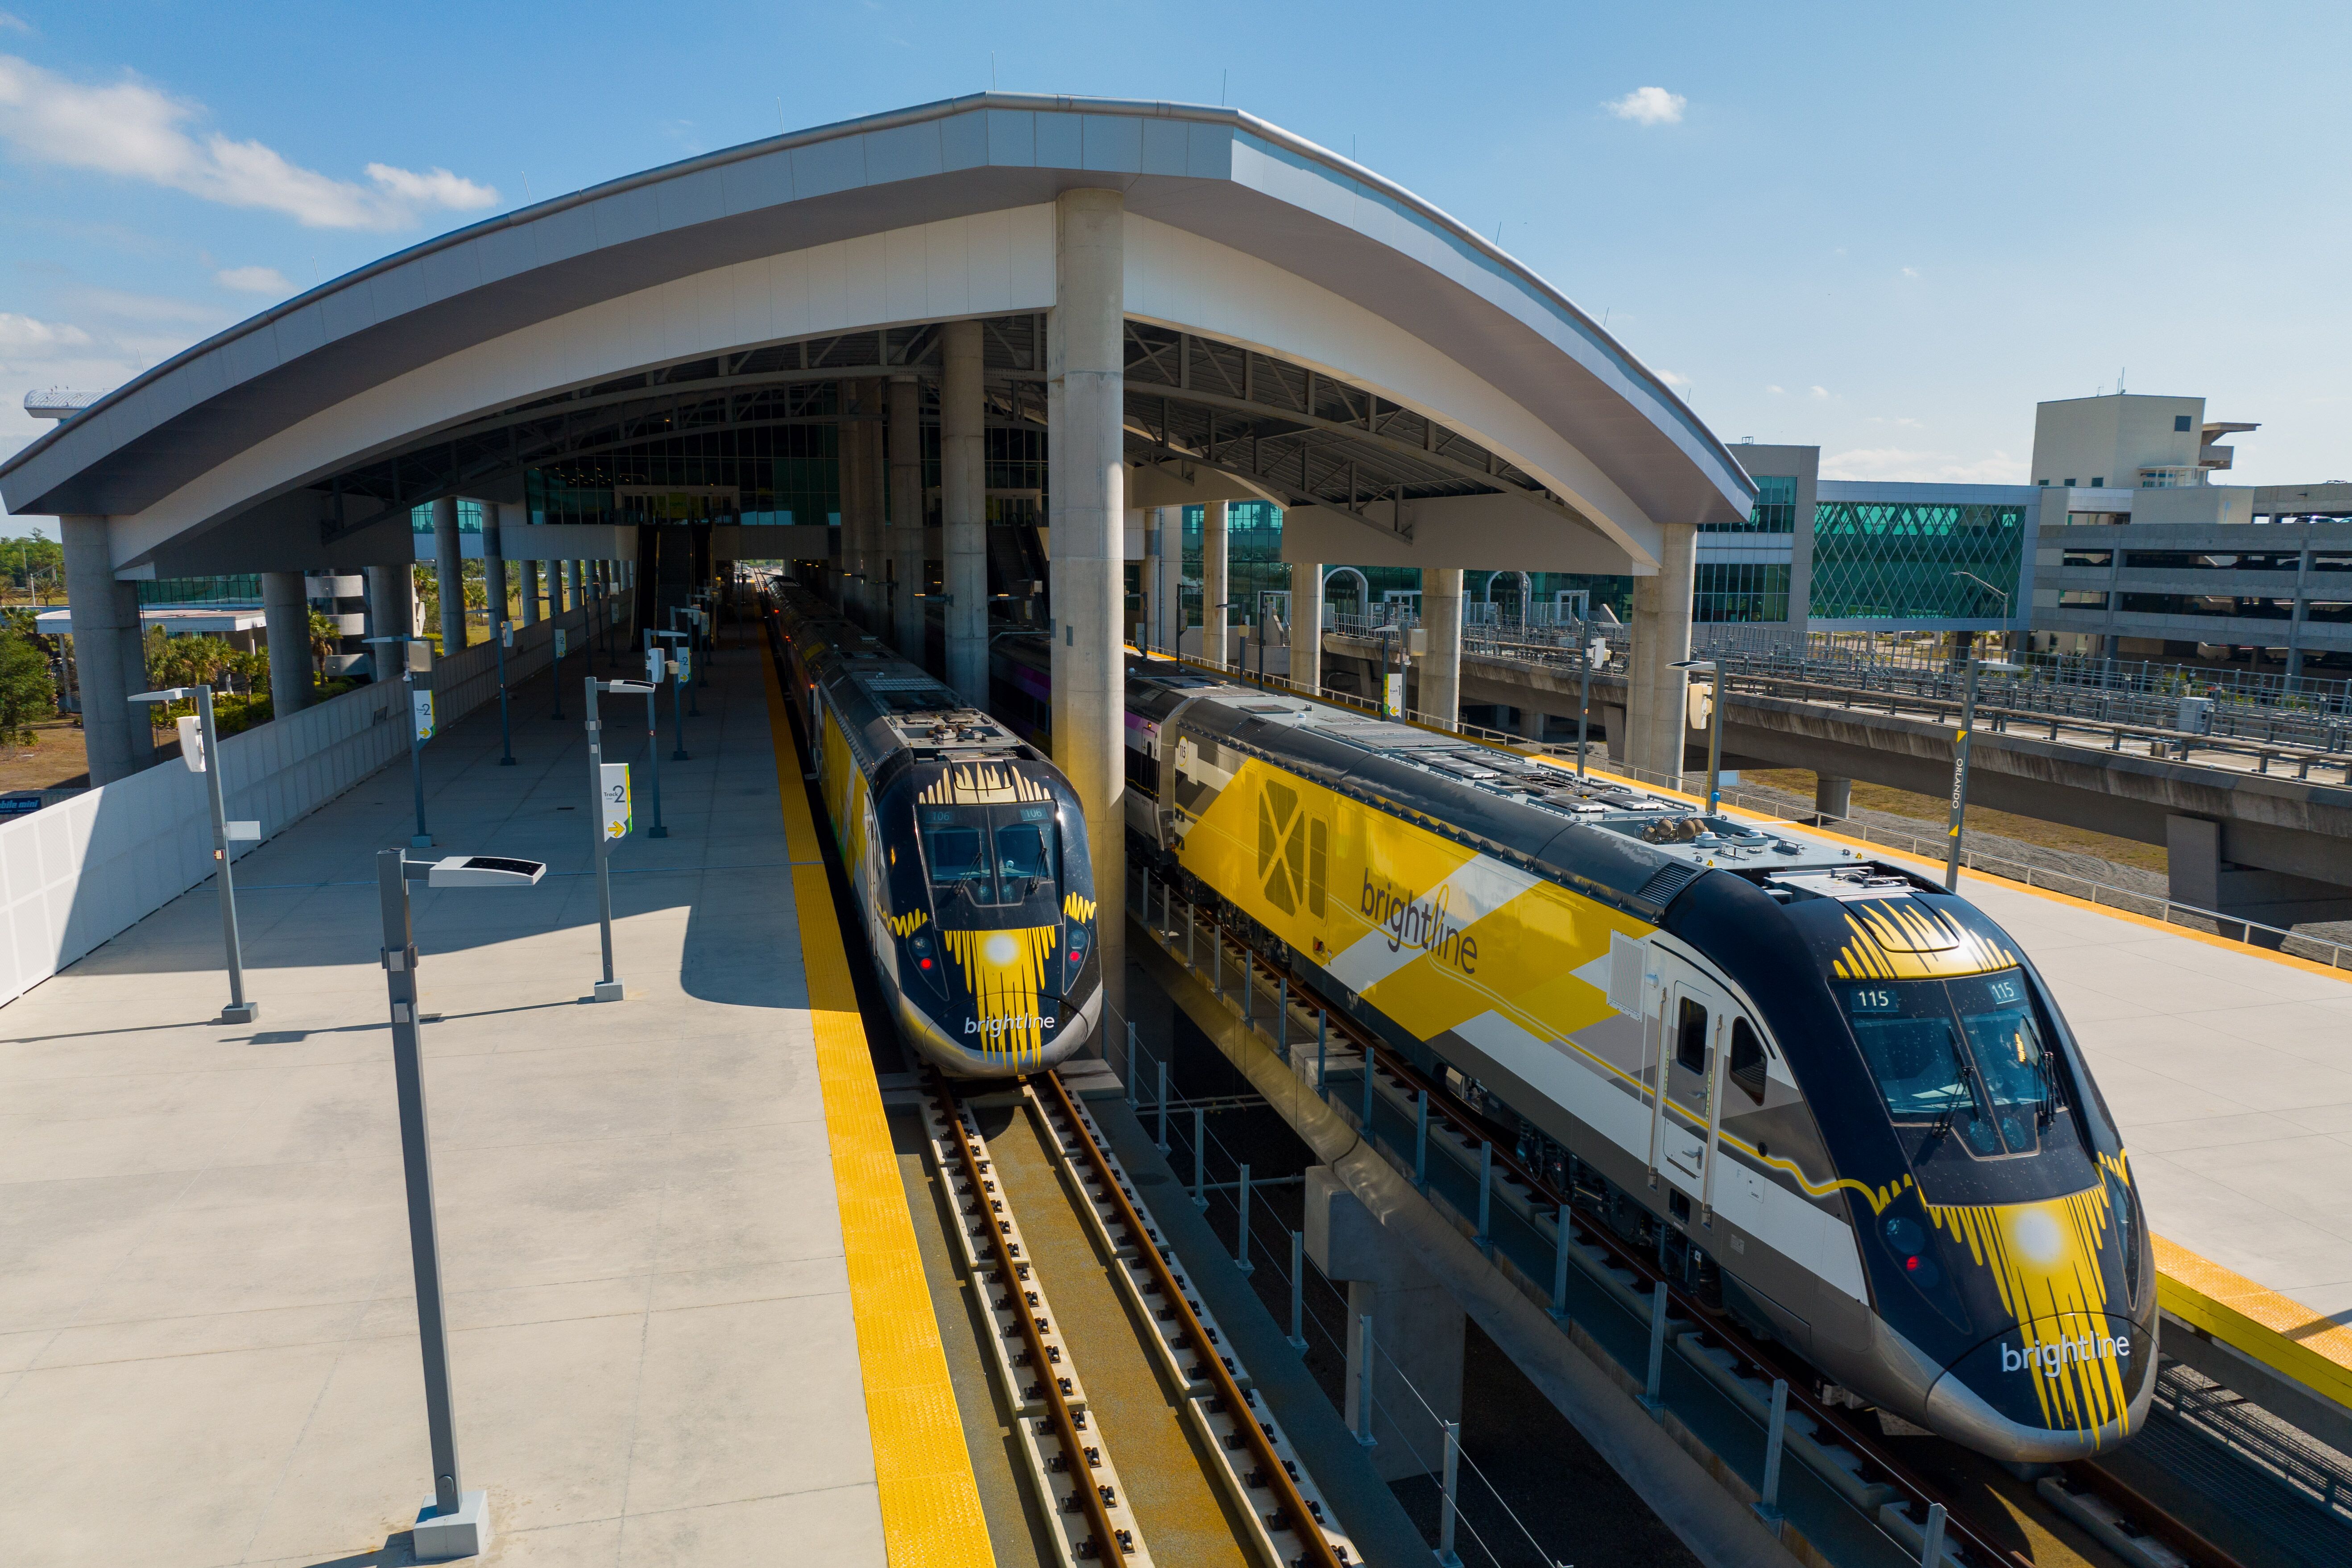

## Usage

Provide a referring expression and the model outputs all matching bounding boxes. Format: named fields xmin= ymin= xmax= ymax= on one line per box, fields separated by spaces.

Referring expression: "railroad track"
xmin=1137 ymin=874 xmax=2251 ymax=1568
xmin=918 ymin=1065 xmax=1363 ymax=1566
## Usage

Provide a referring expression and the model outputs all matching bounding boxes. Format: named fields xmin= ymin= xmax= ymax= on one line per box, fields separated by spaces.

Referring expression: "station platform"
xmin=0 ymin=633 xmax=986 ymax=1565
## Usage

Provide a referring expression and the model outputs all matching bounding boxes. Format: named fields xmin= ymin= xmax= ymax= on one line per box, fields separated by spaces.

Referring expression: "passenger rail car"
xmin=998 ymin=639 xmax=2154 ymax=1462
xmin=771 ymin=592 xmax=1100 ymax=1077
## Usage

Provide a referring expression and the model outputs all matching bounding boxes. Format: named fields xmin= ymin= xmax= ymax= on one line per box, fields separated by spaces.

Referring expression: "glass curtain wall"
xmin=1701 ymin=474 xmax=1797 ymax=534
xmin=1810 ymin=500 xmax=2026 ymax=620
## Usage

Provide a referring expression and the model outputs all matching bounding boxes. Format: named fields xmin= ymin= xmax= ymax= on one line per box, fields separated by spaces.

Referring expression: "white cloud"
xmin=1821 ymin=447 xmax=2029 ymax=484
xmin=1901 ymin=266 xmax=1920 ymax=279
xmin=1810 ymin=385 xmax=1830 ymax=399
xmin=0 ymin=13 xmax=28 ymax=34
xmin=0 ymin=312 xmax=91 ymax=352
xmin=1657 ymin=369 xmax=1692 ymax=388
xmin=215 ymin=264 xmax=291 ymax=294
xmin=0 ymin=53 xmax=497 ymax=229
xmin=1765 ymin=384 xmax=1786 ymax=396
xmin=1603 ymin=86 xmax=1685 ymax=126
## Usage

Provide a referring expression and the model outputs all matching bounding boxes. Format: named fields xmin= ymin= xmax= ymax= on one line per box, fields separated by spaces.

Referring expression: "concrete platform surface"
xmin=0 ymin=643 xmax=892 ymax=1566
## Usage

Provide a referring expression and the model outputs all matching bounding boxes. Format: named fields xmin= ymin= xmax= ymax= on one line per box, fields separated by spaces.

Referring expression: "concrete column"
xmin=364 ymin=564 xmax=412 ymax=684
xmin=518 ymin=554 xmax=540 ymax=627
xmin=431 ymin=496 xmax=466 ymax=654
xmin=1628 ymin=523 xmax=1696 ymax=784
xmin=482 ymin=503 xmax=511 ymax=640
xmin=261 ymin=570 xmax=314 ymax=718
xmin=62 ymin=516 xmax=148 ymax=784
xmin=567 ymin=561 xmax=584 ymax=617
xmin=1514 ymin=705 xmax=1545 ymax=742
xmin=1423 ymin=567 xmax=1464 ymax=726
xmin=888 ymin=373 xmax=925 ymax=656
xmin=1292 ymin=561 xmax=1323 ymax=695
xmin=1305 ymin=1168 xmax=1463 ymax=1481
xmin=1049 ymin=186 xmax=1127 ymax=1029
xmin=1814 ymin=775 xmax=1852 ymax=825
xmin=942 ymin=319 xmax=989 ymax=705
xmin=1202 ymin=500 xmax=1229 ymax=667
xmin=1142 ymin=508 xmax=1173 ymax=656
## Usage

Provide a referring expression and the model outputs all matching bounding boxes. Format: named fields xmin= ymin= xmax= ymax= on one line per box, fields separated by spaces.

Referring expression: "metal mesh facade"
xmin=1809 ymin=500 xmax=2026 ymax=620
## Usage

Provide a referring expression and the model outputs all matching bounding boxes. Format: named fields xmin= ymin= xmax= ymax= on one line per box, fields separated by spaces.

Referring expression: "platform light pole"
xmin=366 ymin=636 xmax=434 ymax=847
xmin=1945 ymin=656 xmax=2025 ymax=892
xmin=1950 ymin=570 xmax=2013 ymax=661
xmin=1576 ymin=612 xmax=1601 ymax=778
xmin=376 ymin=846 xmax=548 ymax=1561
xmin=128 ymin=684 xmax=259 ymax=1024
xmin=549 ymin=622 xmax=569 ymax=721
xmin=1671 ymin=658 xmax=1729 ymax=815
xmin=584 ymin=676 xmax=656 ymax=1001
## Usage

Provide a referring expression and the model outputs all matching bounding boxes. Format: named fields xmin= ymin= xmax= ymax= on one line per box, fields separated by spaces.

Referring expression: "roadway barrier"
xmin=0 ymin=601 xmax=618 ymax=1009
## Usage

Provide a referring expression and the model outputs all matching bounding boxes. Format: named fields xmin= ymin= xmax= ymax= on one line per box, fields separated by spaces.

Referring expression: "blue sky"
xmin=3 ymin=1 xmax=2346 ymax=536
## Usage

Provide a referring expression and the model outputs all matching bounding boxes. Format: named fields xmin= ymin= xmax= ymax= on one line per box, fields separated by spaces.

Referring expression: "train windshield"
xmin=919 ymin=804 xmax=1059 ymax=911
xmin=1842 ymin=970 xmax=2058 ymax=1157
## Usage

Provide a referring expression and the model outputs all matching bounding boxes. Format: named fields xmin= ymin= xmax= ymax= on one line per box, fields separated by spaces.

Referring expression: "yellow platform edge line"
xmin=2151 ymin=1236 xmax=2352 ymax=1411
xmin=762 ymin=640 xmax=997 ymax=1568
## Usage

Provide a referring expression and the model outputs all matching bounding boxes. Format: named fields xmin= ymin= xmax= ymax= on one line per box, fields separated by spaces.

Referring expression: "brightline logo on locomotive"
xmin=965 ymin=1014 xmax=1057 ymax=1036
xmin=1359 ymin=870 xmax=1481 ymax=973
xmin=2002 ymin=1333 xmax=2133 ymax=1380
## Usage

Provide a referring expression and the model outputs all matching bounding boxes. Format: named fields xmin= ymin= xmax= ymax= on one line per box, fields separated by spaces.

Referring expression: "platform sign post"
xmin=640 ymin=636 xmax=670 ymax=839
xmin=129 ymin=683 xmax=257 ymax=1025
xmin=1945 ymin=659 xmax=2023 ymax=892
xmin=584 ymin=677 xmax=655 ymax=1002
xmin=550 ymin=626 xmax=568 ymax=720
xmin=375 ymin=845 xmax=546 ymax=1561
xmin=1671 ymin=658 xmax=1728 ymax=815
xmin=494 ymin=620 xmax=515 ymax=767
xmin=655 ymin=629 xmax=690 ymax=761
xmin=366 ymin=636 xmax=433 ymax=848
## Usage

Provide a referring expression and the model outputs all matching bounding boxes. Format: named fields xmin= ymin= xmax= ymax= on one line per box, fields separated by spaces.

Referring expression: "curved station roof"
xmin=0 ymin=93 xmax=1752 ymax=574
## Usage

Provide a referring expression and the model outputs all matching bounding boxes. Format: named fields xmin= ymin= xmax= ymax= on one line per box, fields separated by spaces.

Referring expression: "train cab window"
xmin=1675 ymin=997 xmax=1710 ymax=1076
xmin=920 ymin=811 xmax=994 ymax=903
xmin=1843 ymin=983 xmax=2001 ymax=1156
xmin=1728 ymin=1018 xmax=1767 ymax=1104
xmin=1950 ymin=970 xmax=2057 ymax=1155
xmin=992 ymin=810 xmax=1058 ymax=895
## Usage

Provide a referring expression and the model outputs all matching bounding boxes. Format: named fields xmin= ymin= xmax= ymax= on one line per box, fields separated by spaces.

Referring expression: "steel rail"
xmin=934 ymin=1070 xmax=1131 ymax=1563
xmin=1166 ymin=888 xmax=2250 ymax=1568
xmin=1034 ymin=1068 xmax=1350 ymax=1568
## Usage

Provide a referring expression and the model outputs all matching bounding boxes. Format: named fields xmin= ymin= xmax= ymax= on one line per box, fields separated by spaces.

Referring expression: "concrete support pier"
xmin=431 ymin=496 xmax=466 ymax=654
xmin=481 ymin=503 xmax=509 ymax=640
xmin=1292 ymin=562 xmax=1323 ymax=694
xmin=1048 ymin=186 xmax=1127 ymax=1027
xmin=1628 ymin=521 xmax=1696 ymax=784
xmin=941 ymin=319 xmax=988 ymax=704
xmin=1202 ymin=500 xmax=1229 ymax=668
xmin=262 ymin=570 xmax=314 ymax=718
xmin=62 ymin=514 xmax=145 ymax=785
xmin=1422 ymin=567 xmax=1464 ymax=726
xmin=1144 ymin=508 xmax=1176 ymax=657
xmin=1814 ymin=774 xmax=1852 ymax=825
xmin=888 ymin=373 xmax=924 ymax=657
xmin=1304 ymin=1167 xmax=1464 ymax=1481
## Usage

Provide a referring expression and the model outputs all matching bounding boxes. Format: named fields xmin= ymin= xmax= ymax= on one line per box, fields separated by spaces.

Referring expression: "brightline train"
xmin=993 ymin=637 xmax=2154 ymax=1462
xmin=769 ymin=590 xmax=1101 ymax=1077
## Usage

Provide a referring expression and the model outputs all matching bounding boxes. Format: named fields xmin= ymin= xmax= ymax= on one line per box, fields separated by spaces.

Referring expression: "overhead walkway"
xmin=0 ymin=632 xmax=986 ymax=1566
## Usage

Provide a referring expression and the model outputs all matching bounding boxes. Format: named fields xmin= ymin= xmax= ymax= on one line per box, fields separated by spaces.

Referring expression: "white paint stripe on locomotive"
xmin=1326 ymin=854 xmax=1545 ymax=996
xmin=1452 ymin=1008 xmax=1868 ymax=1304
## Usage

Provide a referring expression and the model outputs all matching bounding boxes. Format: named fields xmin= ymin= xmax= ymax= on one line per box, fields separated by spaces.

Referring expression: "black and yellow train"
xmin=770 ymin=590 xmax=1101 ymax=1077
xmin=995 ymin=635 xmax=2154 ymax=1463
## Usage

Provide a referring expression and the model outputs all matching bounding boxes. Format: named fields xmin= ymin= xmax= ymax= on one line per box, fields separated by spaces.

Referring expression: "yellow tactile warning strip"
xmin=762 ymin=644 xmax=998 ymax=1567
xmin=2153 ymin=1236 xmax=2352 ymax=1410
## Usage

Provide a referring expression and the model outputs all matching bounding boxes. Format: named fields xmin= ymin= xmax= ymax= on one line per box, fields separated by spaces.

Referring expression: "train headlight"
xmin=910 ymin=931 xmax=935 ymax=972
xmin=1065 ymin=925 xmax=1088 ymax=970
xmin=1883 ymin=1216 xmax=1925 ymax=1255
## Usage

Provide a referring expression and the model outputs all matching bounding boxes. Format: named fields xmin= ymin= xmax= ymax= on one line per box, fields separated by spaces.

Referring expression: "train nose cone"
xmin=1925 ymin=1313 xmax=2154 ymax=1461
